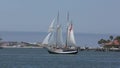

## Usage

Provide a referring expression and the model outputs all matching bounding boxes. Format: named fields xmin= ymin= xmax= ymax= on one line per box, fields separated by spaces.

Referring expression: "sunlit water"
xmin=0 ymin=48 xmax=120 ymax=68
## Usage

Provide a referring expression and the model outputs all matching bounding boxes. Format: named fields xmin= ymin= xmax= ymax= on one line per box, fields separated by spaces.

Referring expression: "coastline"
xmin=0 ymin=41 xmax=44 ymax=49
xmin=0 ymin=46 xmax=43 ymax=49
xmin=0 ymin=41 xmax=120 ymax=52
xmin=1 ymin=45 xmax=120 ymax=52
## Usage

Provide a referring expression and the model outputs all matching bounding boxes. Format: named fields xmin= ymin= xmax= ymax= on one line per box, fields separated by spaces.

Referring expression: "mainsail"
xmin=49 ymin=13 xmax=63 ymax=47
xmin=66 ymin=22 xmax=76 ymax=46
xmin=56 ymin=25 xmax=63 ymax=46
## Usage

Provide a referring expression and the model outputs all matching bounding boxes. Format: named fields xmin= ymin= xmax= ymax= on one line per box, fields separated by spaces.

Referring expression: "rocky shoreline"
xmin=0 ymin=41 xmax=44 ymax=48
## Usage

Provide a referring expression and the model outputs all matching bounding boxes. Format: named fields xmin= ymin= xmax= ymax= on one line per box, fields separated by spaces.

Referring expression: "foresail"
xmin=42 ymin=32 xmax=51 ymax=45
xmin=48 ymin=32 xmax=56 ymax=46
xmin=42 ymin=18 xmax=55 ymax=45
xmin=48 ymin=18 xmax=55 ymax=32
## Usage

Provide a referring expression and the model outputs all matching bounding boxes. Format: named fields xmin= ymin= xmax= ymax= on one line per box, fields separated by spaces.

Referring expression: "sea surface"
xmin=0 ymin=48 xmax=120 ymax=68
xmin=0 ymin=32 xmax=120 ymax=68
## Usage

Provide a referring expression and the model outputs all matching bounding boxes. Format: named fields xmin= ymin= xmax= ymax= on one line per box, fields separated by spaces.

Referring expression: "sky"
xmin=0 ymin=0 xmax=120 ymax=34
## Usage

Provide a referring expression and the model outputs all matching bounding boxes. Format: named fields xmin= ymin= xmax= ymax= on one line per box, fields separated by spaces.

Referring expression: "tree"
xmin=109 ymin=35 xmax=113 ymax=41
xmin=98 ymin=39 xmax=107 ymax=45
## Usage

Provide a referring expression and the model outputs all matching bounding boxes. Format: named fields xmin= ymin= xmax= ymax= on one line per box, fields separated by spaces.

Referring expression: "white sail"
xmin=48 ymin=31 xmax=56 ymax=46
xmin=54 ymin=12 xmax=63 ymax=46
xmin=56 ymin=25 xmax=63 ymax=46
xmin=48 ymin=18 xmax=55 ymax=32
xmin=42 ymin=32 xmax=51 ymax=45
xmin=42 ymin=18 xmax=55 ymax=45
xmin=67 ymin=23 xmax=76 ymax=46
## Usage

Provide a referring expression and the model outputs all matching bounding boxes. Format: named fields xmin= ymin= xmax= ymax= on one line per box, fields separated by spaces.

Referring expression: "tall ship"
xmin=42 ymin=13 xmax=78 ymax=54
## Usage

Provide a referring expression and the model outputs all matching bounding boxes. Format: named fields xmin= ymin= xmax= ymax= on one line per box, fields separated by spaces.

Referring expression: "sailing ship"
xmin=43 ymin=13 xmax=78 ymax=54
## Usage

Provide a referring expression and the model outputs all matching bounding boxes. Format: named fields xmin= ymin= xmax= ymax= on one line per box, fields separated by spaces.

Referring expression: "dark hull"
xmin=47 ymin=49 xmax=78 ymax=54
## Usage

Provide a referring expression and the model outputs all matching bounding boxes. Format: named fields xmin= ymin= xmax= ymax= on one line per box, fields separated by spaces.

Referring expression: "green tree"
xmin=109 ymin=35 xmax=113 ymax=41
xmin=98 ymin=39 xmax=107 ymax=45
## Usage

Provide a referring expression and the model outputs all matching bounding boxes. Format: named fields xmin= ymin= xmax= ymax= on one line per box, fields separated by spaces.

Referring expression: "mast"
xmin=67 ymin=12 xmax=69 ymax=23
xmin=65 ymin=12 xmax=69 ymax=47
xmin=55 ymin=12 xmax=63 ymax=47
xmin=57 ymin=11 xmax=59 ymax=25
xmin=56 ymin=11 xmax=59 ymax=46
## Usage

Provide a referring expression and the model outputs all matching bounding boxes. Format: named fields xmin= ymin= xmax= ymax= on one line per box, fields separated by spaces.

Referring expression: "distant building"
xmin=103 ymin=39 xmax=120 ymax=48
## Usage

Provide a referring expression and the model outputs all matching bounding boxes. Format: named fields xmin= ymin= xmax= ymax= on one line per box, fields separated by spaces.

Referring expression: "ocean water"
xmin=0 ymin=32 xmax=120 ymax=68
xmin=0 ymin=31 xmax=118 ymax=47
xmin=0 ymin=48 xmax=120 ymax=68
